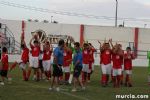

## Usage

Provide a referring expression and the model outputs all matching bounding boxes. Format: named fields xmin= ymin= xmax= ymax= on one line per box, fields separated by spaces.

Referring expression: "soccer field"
xmin=0 ymin=65 xmax=150 ymax=100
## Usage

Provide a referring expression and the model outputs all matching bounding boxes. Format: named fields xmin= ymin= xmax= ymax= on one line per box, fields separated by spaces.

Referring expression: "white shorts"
xmin=101 ymin=63 xmax=112 ymax=74
xmin=19 ymin=62 xmax=27 ymax=70
xmin=112 ymin=68 xmax=122 ymax=76
xmin=121 ymin=65 xmax=124 ymax=71
xmin=82 ymin=64 xmax=89 ymax=73
xmin=42 ymin=60 xmax=51 ymax=71
xmin=30 ymin=57 xmax=39 ymax=68
xmin=63 ymin=66 xmax=70 ymax=73
xmin=16 ymin=60 xmax=27 ymax=70
xmin=87 ymin=63 xmax=93 ymax=73
xmin=125 ymin=70 xmax=132 ymax=75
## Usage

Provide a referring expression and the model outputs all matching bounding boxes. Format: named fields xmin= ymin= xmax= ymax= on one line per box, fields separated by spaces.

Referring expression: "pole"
xmin=51 ymin=16 xmax=53 ymax=23
xmin=115 ymin=0 xmax=118 ymax=27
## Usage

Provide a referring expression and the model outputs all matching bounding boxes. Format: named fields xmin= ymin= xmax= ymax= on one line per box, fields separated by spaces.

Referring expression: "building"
xmin=0 ymin=19 xmax=150 ymax=66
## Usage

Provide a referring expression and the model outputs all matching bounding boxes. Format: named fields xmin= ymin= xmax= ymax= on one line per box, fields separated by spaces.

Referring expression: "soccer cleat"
xmin=32 ymin=75 xmax=36 ymax=81
xmin=82 ymin=87 xmax=86 ymax=90
xmin=56 ymin=87 xmax=60 ymax=92
xmin=49 ymin=87 xmax=53 ymax=91
xmin=8 ymin=77 xmax=12 ymax=81
xmin=71 ymin=88 xmax=77 ymax=92
xmin=0 ymin=82 xmax=5 ymax=85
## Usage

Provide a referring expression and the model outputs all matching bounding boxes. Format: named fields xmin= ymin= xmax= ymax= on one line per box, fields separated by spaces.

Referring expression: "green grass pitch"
xmin=0 ymin=64 xmax=150 ymax=100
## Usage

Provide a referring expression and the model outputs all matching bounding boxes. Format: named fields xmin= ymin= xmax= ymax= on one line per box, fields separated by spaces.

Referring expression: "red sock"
xmin=82 ymin=71 xmax=85 ymax=82
xmin=27 ymin=70 xmax=31 ymax=79
xmin=46 ymin=71 xmax=51 ymax=79
xmin=65 ymin=73 xmax=70 ymax=81
xmin=121 ymin=73 xmax=123 ymax=83
xmin=126 ymin=74 xmax=129 ymax=83
xmin=88 ymin=73 xmax=91 ymax=81
xmin=84 ymin=72 xmax=87 ymax=82
xmin=101 ymin=74 xmax=106 ymax=84
xmin=113 ymin=76 xmax=117 ymax=87
xmin=111 ymin=69 xmax=113 ymax=81
xmin=106 ymin=74 xmax=109 ymax=84
xmin=36 ymin=70 xmax=40 ymax=80
xmin=22 ymin=70 xmax=27 ymax=80
xmin=117 ymin=75 xmax=121 ymax=87
xmin=10 ymin=62 xmax=17 ymax=71
xmin=59 ymin=76 xmax=63 ymax=81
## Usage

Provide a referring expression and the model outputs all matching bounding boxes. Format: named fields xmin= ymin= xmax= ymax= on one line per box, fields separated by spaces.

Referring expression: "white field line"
xmin=12 ymin=81 xmax=89 ymax=100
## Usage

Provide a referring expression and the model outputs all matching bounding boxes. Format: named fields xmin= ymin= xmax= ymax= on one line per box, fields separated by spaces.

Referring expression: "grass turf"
xmin=0 ymin=65 xmax=150 ymax=100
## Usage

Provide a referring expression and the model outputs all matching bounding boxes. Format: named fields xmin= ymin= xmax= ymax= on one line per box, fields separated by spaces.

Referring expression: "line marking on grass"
xmin=12 ymin=81 xmax=89 ymax=100
xmin=60 ymin=91 xmax=90 ymax=100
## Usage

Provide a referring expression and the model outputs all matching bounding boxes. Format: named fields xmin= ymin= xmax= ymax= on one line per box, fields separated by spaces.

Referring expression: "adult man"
xmin=72 ymin=42 xmax=85 ymax=92
xmin=49 ymin=39 xmax=64 ymax=91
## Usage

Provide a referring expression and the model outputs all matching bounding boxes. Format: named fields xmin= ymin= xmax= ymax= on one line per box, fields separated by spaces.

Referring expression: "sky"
xmin=0 ymin=0 xmax=150 ymax=28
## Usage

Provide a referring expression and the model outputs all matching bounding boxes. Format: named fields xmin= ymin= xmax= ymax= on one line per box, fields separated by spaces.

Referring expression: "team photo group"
xmin=0 ymin=33 xmax=135 ymax=92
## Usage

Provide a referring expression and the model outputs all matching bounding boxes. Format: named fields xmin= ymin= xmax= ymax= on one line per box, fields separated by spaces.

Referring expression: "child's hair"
xmin=33 ymin=40 xmax=39 ymax=44
xmin=58 ymin=39 xmax=65 ymax=46
xmin=2 ymin=47 xmax=7 ymax=53
xmin=21 ymin=44 xmax=25 ymax=49
xmin=83 ymin=43 xmax=88 ymax=47
xmin=74 ymin=42 xmax=80 ymax=47
xmin=126 ymin=47 xmax=131 ymax=50
xmin=88 ymin=43 xmax=92 ymax=46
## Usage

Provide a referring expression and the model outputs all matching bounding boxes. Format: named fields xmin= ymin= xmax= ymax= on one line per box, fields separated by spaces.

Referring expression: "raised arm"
xmin=109 ymin=38 xmax=114 ymax=48
xmin=30 ymin=36 xmax=34 ymax=47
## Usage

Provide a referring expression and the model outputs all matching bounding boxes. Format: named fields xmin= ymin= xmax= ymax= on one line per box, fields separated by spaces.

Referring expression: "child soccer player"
xmin=27 ymin=35 xmax=40 ymax=81
xmin=99 ymin=41 xmax=112 ymax=87
xmin=111 ymin=44 xmax=123 ymax=88
xmin=49 ymin=39 xmax=64 ymax=92
xmin=10 ymin=39 xmax=29 ymax=81
xmin=63 ymin=43 xmax=72 ymax=83
xmin=124 ymin=47 xmax=135 ymax=87
xmin=82 ymin=43 xmax=90 ymax=86
xmin=118 ymin=44 xmax=124 ymax=85
xmin=42 ymin=41 xmax=52 ymax=81
xmin=0 ymin=47 xmax=9 ymax=85
xmin=87 ymin=43 xmax=96 ymax=82
xmin=72 ymin=42 xmax=85 ymax=92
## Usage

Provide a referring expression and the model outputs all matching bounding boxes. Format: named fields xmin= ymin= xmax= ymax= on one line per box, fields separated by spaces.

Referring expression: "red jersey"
xmin=101 ymin=49 xmax=112 ymax=65
xmin=82 ymin=49 xmax=90 ymax=64
xmin=30 ymin=45 xmax=40 ymax=57
xmin=120 ymin=50 xmax=124 ymax=65
xmin=63 ymin=50 xmax=70 ymax=66
xmin=124 ymin=52 xmax=134 ymax=70
xmin=112 ymin=53 xmax=122 ymax=69
xmin=43 ymin=50 xmax=52 ymax=61
xmin=1 ymin=53 xmax=9 ymax=70
xmin=21 ymin=47 xmax=29 ymax=63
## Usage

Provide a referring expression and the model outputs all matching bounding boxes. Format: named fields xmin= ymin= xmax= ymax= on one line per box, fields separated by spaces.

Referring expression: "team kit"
xmin=0 ymin=35 xmax=135 ymax=92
